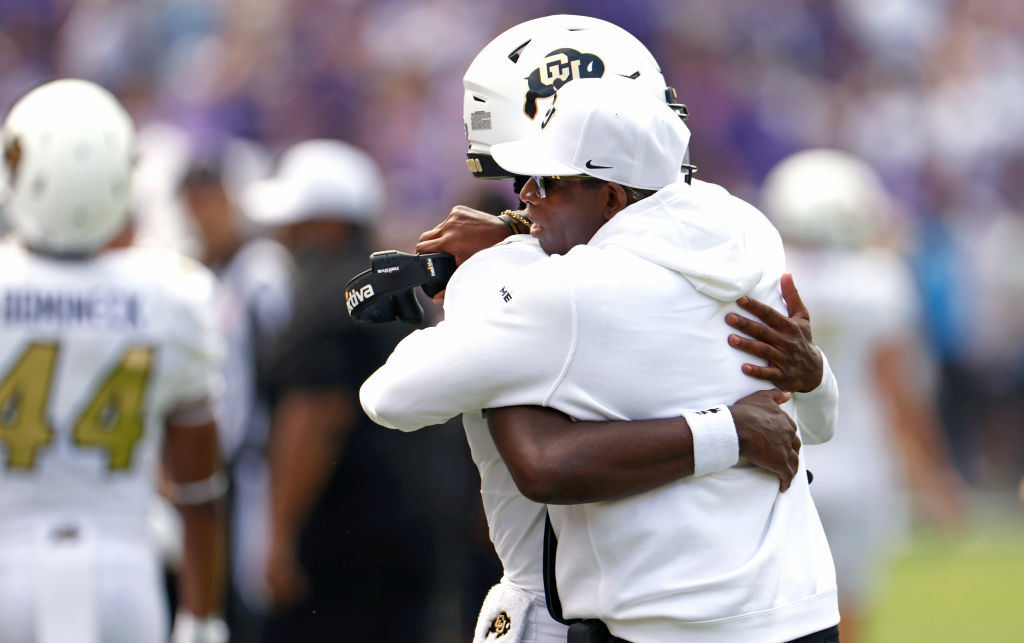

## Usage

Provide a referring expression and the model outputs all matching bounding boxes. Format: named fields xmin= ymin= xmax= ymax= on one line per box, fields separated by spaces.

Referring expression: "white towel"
xmin=473 ymin=583 xmax=534 ymax=643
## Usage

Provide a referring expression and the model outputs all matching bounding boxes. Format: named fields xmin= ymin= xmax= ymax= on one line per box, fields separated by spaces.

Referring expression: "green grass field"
xmin=865 ymin=503 xmax=1024 ymax=642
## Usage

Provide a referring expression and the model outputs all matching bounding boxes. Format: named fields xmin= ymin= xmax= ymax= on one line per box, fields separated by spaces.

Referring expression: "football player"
xmin=0 ymin=79 xmax=227 ymax=643
xmin=761 ymin=149 xmax=967 ymax=642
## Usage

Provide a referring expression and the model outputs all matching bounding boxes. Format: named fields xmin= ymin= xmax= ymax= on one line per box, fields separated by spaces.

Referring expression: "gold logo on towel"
xmin=488 ymin=611 xmax=511 ymax=638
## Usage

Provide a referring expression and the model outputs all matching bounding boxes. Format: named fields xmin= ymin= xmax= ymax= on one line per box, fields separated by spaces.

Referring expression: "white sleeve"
xmin=360 ymin=253 xmax=575 ymax=431
xmin=792 ymin=347 xmax=838 ymax=445
xmin=164 ymin=266 xmax=224 ymax=412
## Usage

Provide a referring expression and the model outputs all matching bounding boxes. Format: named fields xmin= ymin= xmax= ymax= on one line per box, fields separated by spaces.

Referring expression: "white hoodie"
xmin=361 ymin=178 xmax=839 ymax=642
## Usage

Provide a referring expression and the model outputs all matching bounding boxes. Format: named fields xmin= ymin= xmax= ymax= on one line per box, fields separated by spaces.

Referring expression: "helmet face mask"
xmin=463 ymin=15 xmax=683 ymax=180
xmin=1 ymin=79 xmax=136 ymax=256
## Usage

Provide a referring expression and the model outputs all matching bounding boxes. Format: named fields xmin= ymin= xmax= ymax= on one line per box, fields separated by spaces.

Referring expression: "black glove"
xmin=346 ymin=251 xmax=456 ymax=324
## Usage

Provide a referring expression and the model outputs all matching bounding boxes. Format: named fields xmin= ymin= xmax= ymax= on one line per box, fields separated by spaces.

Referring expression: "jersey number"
xmin=0 ymin=343 xmax=154 ymax=471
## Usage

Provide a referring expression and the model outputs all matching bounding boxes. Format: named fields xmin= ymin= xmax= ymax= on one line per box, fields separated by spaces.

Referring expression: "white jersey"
xmin=448 ymin=237 xmax=552 ymax=597
xmin=0 ymin=241 xmax=221 ymax=538
xmin=363 ymin=179 xmax=839 ymax=642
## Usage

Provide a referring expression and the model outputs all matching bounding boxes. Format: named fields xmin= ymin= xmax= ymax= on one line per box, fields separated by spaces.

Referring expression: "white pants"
xmin=0 ymin=522 xmax=167 ymax=643
xmin=522 ymin=603 xmax=569 ymax=643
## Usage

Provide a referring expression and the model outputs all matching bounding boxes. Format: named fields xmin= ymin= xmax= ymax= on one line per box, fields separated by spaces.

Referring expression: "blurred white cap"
xmin=490 ymin=76 xmax=689 ymax=191
xmin=242 ymin=139 xmax=383 ymax=227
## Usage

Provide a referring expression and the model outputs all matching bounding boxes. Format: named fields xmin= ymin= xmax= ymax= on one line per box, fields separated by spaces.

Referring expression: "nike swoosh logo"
xmin=586 ymin=160 xmax=612 ymax=169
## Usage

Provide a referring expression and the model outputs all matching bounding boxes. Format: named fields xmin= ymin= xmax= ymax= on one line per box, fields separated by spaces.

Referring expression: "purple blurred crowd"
xmin=2 ymin=0 xmax=1021 ymax=493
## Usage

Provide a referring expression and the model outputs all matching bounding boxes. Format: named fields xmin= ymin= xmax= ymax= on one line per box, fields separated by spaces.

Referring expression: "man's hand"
xmin=415 ymin=206 xmax=512 ymax=266
xmin=726 ymin=273 xmax=823 ymax=393
xmin=730 ymin=389 xmax=801 ymax=491
xmin=266 ymin=535 xmax=309 ymax=608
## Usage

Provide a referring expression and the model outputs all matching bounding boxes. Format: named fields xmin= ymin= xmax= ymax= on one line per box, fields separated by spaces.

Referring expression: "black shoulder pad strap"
xmin=544 ymin=510 xmax=581 ymax=626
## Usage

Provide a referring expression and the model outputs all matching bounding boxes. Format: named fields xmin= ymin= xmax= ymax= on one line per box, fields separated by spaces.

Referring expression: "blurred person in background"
xmin=0 ymin=79 xmax=227 ymax=643
xmin=178 ymin=159 xmax=293 ymax=641
xmin=760 ymin=148 xmax=968 ymax=643
xmin=242 ymin=139 xmax=439 ymax=643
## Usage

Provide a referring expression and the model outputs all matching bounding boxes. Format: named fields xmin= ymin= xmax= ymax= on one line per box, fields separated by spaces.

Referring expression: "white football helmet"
xmin=760 ymin=149 xmax=892 ymax=250
xmin=463 ymin=15 xmax=686 ymax=180
xmin=1 ymin=79 xmax=136 ymax=255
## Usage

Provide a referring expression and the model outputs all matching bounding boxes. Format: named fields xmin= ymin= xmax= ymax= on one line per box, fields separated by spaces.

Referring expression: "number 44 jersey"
xmin=0 ymin=240 xmax=222 ymax=535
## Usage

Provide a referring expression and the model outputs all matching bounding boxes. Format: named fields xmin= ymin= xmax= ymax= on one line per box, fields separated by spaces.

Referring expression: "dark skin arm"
xmin=415 ymin=206 xmax=516 ymax=266
xmin=267 ymin=389 xmax=355 ymax=607
xmin=163 ymin=413 xmax=226 ymax=619
xmin=488 ymin=389 xmax=800 ymax=504
xmin=873 ymin=339 xmax=966 ymax=525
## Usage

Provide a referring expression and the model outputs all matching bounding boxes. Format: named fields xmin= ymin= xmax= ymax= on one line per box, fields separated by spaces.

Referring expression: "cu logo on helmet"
xmin=524 ymin=48 xmax=605 ymax=119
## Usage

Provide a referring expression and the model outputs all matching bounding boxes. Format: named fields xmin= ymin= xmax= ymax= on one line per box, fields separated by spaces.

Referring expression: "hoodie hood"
xmin=587 ymin=178 xmax=786 ymax=301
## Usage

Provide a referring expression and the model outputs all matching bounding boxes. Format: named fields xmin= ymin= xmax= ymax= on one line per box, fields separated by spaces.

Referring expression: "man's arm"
xmin=488 ymin=389 xmax=801 ymax=504
xmin=360 ymin=252 xmax=572 ymax=431
xmin=725 ymin=273 xmax=838 ymax=444
xmin=873 ymin=339 xmax=966 ymax=524
xmin=266 ymin=389 xmax=355 ymax=607
xmin=415 ymin=206 xmax=521 ymax=303
xmin=414 ymin=215 xmax=834 ymax=411
xmin=408 ymin=220 xmax=832 ymax=487
xmin=163 ymin=405 xmax=228 ymax=642
xmin=415 ymin=206 xmax=516 ymax=265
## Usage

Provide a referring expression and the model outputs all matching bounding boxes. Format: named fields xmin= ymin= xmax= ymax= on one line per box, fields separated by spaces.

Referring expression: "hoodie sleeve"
xmin=792 ymin=348 xmax=838 ymax=445
xmin=360 ymin=247 xmax=575 ymax=431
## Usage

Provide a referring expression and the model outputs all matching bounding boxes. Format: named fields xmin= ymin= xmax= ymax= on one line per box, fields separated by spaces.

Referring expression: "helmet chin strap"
xmin=466 ymin=152 xmax=514 ymax=180
xmin=682 ymin=163 xmax=697 ymax=185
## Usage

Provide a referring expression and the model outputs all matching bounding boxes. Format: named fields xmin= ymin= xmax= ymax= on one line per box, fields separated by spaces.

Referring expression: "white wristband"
xmin=791 ymin=348 xmax=838 ymax=445
xmin=167 ymin=471 xmax=228 ymax=505
xmin=171 ymin=611 xmax=229 ymax=643
xmin=683 ymin=405 xmax=739 ymax=476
